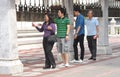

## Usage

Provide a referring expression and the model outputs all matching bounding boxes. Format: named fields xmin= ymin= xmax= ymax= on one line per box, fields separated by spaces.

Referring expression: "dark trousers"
xmin=43 ymin=37 xmax=56 ymax=67
xmin=73 ymin=34 xmax=85 ymax=60
xmin=87 ymin=36 xmax=97 ymax=58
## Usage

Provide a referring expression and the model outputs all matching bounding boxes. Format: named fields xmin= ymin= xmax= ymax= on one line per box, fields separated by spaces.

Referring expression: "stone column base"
xmin=97 ymin=45 xmax=112 ymax=55
xmin=0 ymin=59 xmax=23 ymax=75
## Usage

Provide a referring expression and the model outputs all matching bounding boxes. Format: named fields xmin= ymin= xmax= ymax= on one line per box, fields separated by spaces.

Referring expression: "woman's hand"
xmin=32 ymin=23 xmax=37 ymax=27
xmin=47 ymin=26 xmax=52 ymax=30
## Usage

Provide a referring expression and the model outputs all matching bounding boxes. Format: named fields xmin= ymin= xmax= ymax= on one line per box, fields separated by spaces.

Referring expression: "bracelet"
xmin=66 ymin=34 xmax=69 ymax=36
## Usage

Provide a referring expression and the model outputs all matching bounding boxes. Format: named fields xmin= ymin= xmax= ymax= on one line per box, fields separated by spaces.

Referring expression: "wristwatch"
xmin=66 ymin=34 xmax=69 ymax=36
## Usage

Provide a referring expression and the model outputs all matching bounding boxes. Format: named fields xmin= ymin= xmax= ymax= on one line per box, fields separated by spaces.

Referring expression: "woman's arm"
xmin=32 ymin=23 xmax=44 ymax=32
xmin=36 ymin=26 xmax=44 ymax=32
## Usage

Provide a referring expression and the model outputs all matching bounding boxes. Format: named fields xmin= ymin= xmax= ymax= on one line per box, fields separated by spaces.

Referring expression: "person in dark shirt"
xmin=70 ymin=7 xmax=85 ymax=63
xmin=32 ymin=13 xmax=56 ymax=69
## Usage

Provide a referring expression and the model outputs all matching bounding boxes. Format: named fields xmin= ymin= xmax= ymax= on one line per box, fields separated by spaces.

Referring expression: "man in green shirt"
xmin=54 ymin=8 xmax=71 ymax=67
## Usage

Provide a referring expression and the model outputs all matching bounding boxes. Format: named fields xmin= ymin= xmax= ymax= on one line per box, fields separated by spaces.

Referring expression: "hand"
xmin=65 ymin=35 xmax=69 ymax=41
xmin=73 ymin=19 xmax=76 ymax=22
xmin=47 ymin=26 xmax=52 ymax=30
xmin=93 ymin=34 xmax=99 ymax=39
xmin=74 ymin=34 xmax=78 ymax=39
xmin=32 ymin=23 xmax=37 ymax=27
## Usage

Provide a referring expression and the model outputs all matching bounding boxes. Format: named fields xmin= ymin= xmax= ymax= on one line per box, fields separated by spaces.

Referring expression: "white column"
xmin=64 ymin=0 xmax=74 ymax=61
xmin=98 ymin=0 xmax=112 ymax=55
xmin=0 ymin=0 xmax=23 ymax=74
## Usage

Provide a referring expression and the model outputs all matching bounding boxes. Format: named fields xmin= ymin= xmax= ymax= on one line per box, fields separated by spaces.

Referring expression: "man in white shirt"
xmin=85 ymin=10 xmax=99 ymax=61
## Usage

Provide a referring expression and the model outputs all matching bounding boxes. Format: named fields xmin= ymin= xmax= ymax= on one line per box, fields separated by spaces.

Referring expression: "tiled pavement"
xmin=0 ymin=36 xmax=120 ymax=77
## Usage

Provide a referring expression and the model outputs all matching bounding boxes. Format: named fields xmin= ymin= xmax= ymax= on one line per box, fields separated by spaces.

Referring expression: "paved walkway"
xmin=0 ymin=36 xmax=120 ymax=77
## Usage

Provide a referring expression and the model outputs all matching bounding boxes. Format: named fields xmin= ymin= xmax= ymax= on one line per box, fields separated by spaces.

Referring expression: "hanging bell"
xmin=33 ymin=0 xmax=37 ymax=13
xmin=24 ymin=0 xmax=27 ymax=12
xmin=18 ymin=0 xmax=23 ymax=12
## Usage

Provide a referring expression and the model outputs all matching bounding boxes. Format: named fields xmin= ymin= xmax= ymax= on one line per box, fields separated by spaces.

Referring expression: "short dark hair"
xmin=88 ymin=10 xmax=94 ymax=15
xmin=74 ymin=7 xmax=81 ymax=13
xmin=58 ymin=8 xmax=66 ymax=15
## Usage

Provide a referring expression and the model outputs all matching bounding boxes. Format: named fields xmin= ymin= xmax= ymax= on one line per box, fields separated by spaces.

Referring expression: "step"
xmin=18 ymin=43 xmax=42 ymax=50
xmin=17 ymin=32 xmax=43 ymax=38
xmin=17 ymin=30 xmax=38 ymax=33
xmin=18 ymin=37 xmax=43 ymax=45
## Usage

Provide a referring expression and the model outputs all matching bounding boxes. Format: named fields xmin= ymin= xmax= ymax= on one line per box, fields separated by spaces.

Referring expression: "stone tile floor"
xmin=0 ymin=36 xmax=120 ymax=77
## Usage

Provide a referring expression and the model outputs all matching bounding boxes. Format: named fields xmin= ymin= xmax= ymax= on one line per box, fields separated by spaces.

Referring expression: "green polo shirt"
xmin=54 ymin=17 xmax=70 ymax=38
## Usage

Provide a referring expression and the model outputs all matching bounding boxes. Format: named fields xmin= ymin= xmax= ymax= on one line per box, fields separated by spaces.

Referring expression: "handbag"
xmin=48 ymin=35 xmax=57 ymax=43
xmin=48 ymin=30 xmax=57 ymax=43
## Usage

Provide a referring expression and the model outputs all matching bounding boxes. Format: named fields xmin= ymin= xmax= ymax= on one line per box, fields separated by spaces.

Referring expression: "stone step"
xmin=17 ymin=30 xmax=43 ymax=50
xmin=17 ymin=30 xmax=38 ymax=33
xmin=18 ymin=37 xmax=42 ymax=45
xmin=17 ymin=32 xmax=43 ymax=38
xmin=18 ymin=43 xmax=42 ymax=51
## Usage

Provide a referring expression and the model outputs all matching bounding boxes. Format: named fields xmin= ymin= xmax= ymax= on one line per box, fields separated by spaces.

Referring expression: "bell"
xmin=33 ymin=0 xmax=37 ymax=13
xmin=46 ymin=0 xmax=50 ymax=13
xmin=28 ymin=1 xmax=33 ymax=12
xmin=81 ymin=2 xmax=85 ymax=15
xmin=28 ymin=0 xmax=33 ymax=21
xmin=24 ymin=0 xmax=27 ymax=12
xmin=38 ymin=0 xmax=42 ymax=13
xmin=42 ymin=0 xmax=45 ymax=13
xmin=18 ymin=0 xmax=23 ymax=12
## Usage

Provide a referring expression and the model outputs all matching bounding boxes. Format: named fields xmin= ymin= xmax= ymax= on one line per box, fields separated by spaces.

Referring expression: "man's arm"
xmin=95 ymin=19 xmax=99 ymax=38
xmin=76 ymin=26 xmax=81 ymax=34
xmin=66 ymin=24 xmax=71 ymax=36
xmin=65 ymin=24 xmax=71 ymax=41
xmin=96 ymin=26 xmax=99 ymax=37
xmin=74 ymin=26 xmax=81 ymax=39
xmin=93 ymin=26 xmax=99 ymax=39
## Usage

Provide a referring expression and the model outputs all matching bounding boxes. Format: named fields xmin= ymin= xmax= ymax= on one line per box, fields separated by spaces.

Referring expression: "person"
xmin=54 ymin=8 xmax=71 ymax=67
xmin=71 ymin=7 xmax=85 ymax=63
xmin=85 ymin=10 xmax=99 ymax=61
xmin=32 ymin=13 xmax=56 ymax=69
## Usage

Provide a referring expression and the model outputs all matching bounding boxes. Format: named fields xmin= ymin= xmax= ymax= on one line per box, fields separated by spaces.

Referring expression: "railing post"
xmin=110 ymin=18 xmax=116 ymax=35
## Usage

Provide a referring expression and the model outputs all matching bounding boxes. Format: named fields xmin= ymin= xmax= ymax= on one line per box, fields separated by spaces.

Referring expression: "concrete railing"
xmin=109 ymin=18 xmax=120 ymax=35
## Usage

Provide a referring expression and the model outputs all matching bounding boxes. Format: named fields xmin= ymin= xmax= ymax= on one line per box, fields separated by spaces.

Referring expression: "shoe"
xmin=70 ymin=59 xmax=80 ymax=63
xmin=93 ymin=58 xmax=96 ymax=61
xmin=88 ymin=57 xmax=93 ymax=60
xmin=59 ymin=63 xmax=65 ymax=67
xmin=78 ymin=59 xmax=83 ymax=63
xmin=65 ymin=63 xmax=70 ymax=67
xmin=70 ymin=60 xmax=76 ymax=63
xmin=52 ymin=65 xmax=56 ymax=69
xmin=43 ymin=67 xmax=50 ymax=69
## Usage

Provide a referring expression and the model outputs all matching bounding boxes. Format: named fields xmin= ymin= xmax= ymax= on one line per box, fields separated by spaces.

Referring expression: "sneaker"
xmin=78 ymin=59 xmax=83 ymax=63
xmin=65 ymin=63 xmax=70 ymax=67
xmin=59 ymin=63 xmax=65 ymax=67
xmin=70 ymin=59 xmax=76 ymax=63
